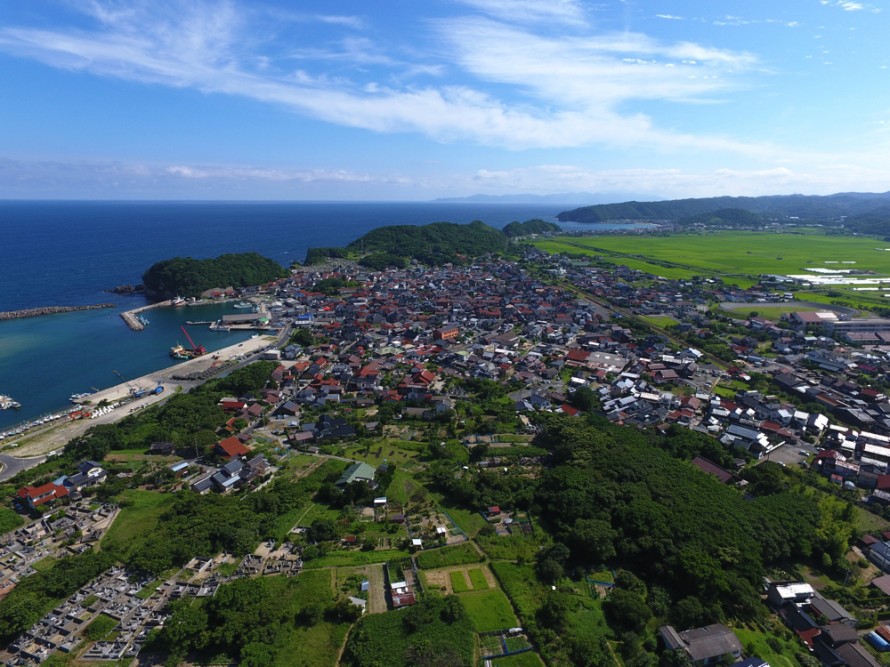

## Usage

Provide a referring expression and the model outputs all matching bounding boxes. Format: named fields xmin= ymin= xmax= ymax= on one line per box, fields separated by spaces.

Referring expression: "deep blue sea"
xmin=0 ymin=200 xmax=645 ymax=431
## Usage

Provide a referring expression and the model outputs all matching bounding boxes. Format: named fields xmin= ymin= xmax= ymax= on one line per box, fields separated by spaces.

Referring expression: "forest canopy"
xmin=142 ymin=252 xmax=285 ymax=300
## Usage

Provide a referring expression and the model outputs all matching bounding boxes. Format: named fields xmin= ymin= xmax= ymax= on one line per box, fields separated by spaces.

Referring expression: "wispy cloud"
xmin=821 ymin=0 xmax=881 ymax=12
xmin=656 ymin=14 xmax=684 ymax=21
xmin=0 ymin=0 xmax=764 ymax=153
xmin=453 ymin=0 xmax=588 ymax=27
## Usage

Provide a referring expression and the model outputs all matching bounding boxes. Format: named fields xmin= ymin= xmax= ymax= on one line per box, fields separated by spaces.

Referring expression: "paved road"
xmin=0 ymin=452 xmax=46 ymax=483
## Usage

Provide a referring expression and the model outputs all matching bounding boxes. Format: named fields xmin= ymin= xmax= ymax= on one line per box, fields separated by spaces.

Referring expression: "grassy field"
xmin=468 ymin=568 xmax=489 ymax=590
xmin=490 ymin=562 xmax=548 ymax=620
xmin=533 ymin=232 xmax=890 ymax=287
xmin=640 ymin=314 xmax=680 ymax=327
xmin=451 ymin=570 xmax=471 ymax=593
xmin=489 ymin=652 xmax=547 ymax=666
xmin=733 ymin=624 xmax=801 ymax=667
xmin=855 ymin=506 xmax=890 ymax=534
xmin=100 ymin=490 xmax=177 ymax=557
xmin=459 ymin=588 xmax=519 ymax=632
xmin=302 ymin=548 xmax=410 ymax=568
xmin=476 ymin=532 xmax=547 ymax=562
xmin=416 ymin=542 xmax=482 ymax=569
xmin=268 ymin=570 xmax=349 ymax=667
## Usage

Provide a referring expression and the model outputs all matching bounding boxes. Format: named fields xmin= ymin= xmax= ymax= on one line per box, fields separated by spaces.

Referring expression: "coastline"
xmin=6 ymin=333 xmax=279 ymax=459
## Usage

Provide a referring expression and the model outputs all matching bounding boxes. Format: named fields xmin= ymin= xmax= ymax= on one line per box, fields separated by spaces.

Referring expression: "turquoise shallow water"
xmin=0 ymin=302 xmax=253 ymax=430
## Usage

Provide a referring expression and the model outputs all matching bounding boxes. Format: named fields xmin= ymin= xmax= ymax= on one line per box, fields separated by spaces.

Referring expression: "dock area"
xmin=8 ymin=334 xmax=278 ymax=458
xmin=119 ymin=300 xmax=171 ymax=331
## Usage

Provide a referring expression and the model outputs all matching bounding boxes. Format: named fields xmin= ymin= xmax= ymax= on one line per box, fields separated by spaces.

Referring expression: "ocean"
xmin=0 ymin=200 xmax=646 ymax=430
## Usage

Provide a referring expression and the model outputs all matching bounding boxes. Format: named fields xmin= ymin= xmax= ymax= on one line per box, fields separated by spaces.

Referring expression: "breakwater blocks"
xmin=0 ymin=303 xmax=115 ymax=321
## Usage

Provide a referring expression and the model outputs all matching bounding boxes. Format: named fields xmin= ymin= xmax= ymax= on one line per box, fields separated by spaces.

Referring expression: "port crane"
xmin=180 ymin=324 xmax=206 ymax=357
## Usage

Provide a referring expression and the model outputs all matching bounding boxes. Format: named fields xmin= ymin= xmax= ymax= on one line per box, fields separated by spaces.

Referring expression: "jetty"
xmin=0 ymin=303 xmax=115 ymax=321
xmin=120 ymin=300 xmax=171 ymax=331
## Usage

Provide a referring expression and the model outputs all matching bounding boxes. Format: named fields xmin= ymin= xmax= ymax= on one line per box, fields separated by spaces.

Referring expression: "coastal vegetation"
xmin=141 ymin=252 xmax=285 ymax=300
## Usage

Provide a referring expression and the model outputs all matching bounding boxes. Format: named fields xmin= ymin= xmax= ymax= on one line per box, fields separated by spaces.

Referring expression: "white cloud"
xmin=656 ymin=14 xmax=684 ymax=20
xmin=0 ymin=0 xmax=763 ymax=154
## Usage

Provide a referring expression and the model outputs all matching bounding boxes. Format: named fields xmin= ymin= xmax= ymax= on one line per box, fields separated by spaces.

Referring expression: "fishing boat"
xmin=169 ymin=344 xmax=192 ymax=360
xmin=69 ymin=392 xmax=93 ymax=403
xmin=233 ymin=301 xmax=254 ymax=309
xmin=172 ymin=296 xmax=187 ymax=306
xmin=0 ymin=394 xmax=21 ymax=410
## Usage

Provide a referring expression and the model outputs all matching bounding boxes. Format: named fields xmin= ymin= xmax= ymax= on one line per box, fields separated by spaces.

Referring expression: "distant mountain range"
xmin=556 ymin=191 xmax=890 ymax=235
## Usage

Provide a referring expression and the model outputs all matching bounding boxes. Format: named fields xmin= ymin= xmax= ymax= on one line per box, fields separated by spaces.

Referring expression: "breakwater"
xmin=120 ymin=300 xmax=171 ymax=331
xmin=0 ymin=303 xmax=115 ymax=321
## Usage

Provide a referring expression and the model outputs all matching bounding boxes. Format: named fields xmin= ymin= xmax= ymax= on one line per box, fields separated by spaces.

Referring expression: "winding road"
xmin=0 ymin=452 xmax=46 ymax=483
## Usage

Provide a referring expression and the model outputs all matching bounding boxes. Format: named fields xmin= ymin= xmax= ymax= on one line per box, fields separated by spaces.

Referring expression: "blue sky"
xmin=0 ymin=0 xmax=888 ymax=200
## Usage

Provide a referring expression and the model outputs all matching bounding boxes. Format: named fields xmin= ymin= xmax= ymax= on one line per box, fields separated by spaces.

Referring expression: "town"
xmin=4 ymin=244 xmax=890 ymax=667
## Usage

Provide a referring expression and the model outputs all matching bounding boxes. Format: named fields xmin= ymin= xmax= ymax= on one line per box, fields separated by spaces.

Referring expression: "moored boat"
xmin=0 ymin=394 xmax=21 ymax=410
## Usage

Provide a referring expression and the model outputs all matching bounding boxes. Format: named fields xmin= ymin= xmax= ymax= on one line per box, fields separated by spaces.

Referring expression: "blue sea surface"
xmin=0 ymin=200 xmax=639 ymax=429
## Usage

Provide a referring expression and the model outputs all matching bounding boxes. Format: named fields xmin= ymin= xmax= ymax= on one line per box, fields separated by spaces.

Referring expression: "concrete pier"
xmin=120 ymin=300 xmax=171 ymax=331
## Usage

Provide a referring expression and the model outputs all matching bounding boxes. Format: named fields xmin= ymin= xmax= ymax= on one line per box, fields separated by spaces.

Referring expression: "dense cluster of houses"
xmin=766 ymin=581 xmax=880 ymax=667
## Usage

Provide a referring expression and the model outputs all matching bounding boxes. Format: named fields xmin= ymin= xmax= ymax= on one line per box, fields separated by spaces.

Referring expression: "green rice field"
xmin=533 ymin=232 xmax=890 ymax=289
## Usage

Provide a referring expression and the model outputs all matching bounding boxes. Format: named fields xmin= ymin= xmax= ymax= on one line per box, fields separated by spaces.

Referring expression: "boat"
xmin=233 ymin=301 xmax=254 ymax=309
xmin=209 ymin=320 xmax=231 ymax=332
xmin=69 ymin=392 xmax=93 ymax=403
xmin=170 ymin=344 xmax=192 ymax=360
xmin=0 ymin=395 xmax=21 ymax=410
xmin=172 ymin=296 xmax=186 ymax=306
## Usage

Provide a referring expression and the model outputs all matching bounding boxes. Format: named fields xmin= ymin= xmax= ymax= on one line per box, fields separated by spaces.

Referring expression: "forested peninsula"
xmin=141 ymin=252 xmax=286 ymax=300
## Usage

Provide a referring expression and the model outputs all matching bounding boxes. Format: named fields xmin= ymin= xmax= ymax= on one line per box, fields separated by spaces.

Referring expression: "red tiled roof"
xmin=217 ymin=437 xmax=249 ymax=458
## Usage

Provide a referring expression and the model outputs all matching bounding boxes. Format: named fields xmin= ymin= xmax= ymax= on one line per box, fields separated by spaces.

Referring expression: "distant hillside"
xmin=842 ymin=205 xmax=890 ymax=237
xmin=502 ymin=219 xmax=561 ymax=237
xmin=142 ymin=253 xmax=285 ymax=300
xmin=676 ymin=208 xmax=766 ymax=228
xmin=557 ymin=191 xmax=890 ymax=228
xmin=434 ymin=192 xmax=599 ymax=204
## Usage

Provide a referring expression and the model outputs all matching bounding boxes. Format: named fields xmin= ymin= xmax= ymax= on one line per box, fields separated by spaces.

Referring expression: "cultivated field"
xmin=533 ymin=232 xmax=890 ymax=287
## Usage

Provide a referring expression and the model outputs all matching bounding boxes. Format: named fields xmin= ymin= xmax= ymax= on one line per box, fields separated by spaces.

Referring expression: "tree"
xmin=603 ymin=589 xmax=652 ymax=633
xmin=671 ymin=596 xmax=705 ymax=629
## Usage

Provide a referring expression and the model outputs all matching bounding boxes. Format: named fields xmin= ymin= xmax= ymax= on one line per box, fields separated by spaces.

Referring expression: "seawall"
xmin=0 ymin=303 xmax=115 ymax=321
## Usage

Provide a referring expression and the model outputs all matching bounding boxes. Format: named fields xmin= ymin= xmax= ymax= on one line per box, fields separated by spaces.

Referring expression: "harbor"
xmin=3 ymin=333 xmax=279 ymax=458
xmin=0 ymin=300 xmax=265 ymax=433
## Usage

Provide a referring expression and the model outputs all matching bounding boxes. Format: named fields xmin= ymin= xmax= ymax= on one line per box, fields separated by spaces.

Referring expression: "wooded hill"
xmin=142 ymin=252 xmax=286 ymax=300
xmin=304 ymin=219 xmax=559 ymax=266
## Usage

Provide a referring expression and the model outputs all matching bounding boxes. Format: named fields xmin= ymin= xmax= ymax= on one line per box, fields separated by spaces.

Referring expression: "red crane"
xmin=180 ymin=325 xmax=206 ymax=356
